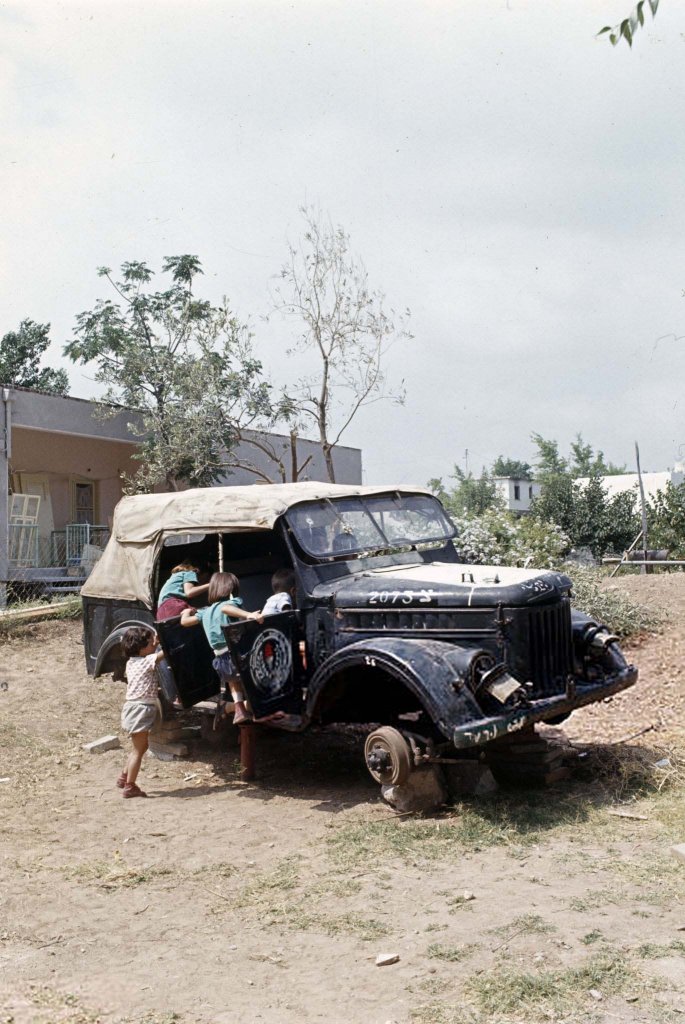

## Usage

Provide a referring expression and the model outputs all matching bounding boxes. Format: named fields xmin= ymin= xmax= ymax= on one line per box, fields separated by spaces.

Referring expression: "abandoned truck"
xmin=82 ymin=482 xmax=637 ymax=786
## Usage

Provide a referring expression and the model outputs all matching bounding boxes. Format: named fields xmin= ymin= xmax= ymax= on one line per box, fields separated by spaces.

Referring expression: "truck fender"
xmin=94 ymin=620 xmax=151 ymax=679
xmin=306 ymin=637 xmax=492 ymax=737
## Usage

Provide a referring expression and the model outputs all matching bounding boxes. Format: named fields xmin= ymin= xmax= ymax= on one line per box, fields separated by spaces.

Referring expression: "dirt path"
xmin=2 ymin=580 xmax=685 ymax=1024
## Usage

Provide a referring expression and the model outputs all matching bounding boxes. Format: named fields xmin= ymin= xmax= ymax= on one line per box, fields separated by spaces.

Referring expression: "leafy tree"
xmin=598 ymin=0 xmax=660 ymax=48
xmin=532 ymin=432 xmax=625 ymax=480
xmin=272 ymin=207 xmax=411 ymax=483
xmin=430 ymin=466 xmax=501 ymax=518
xmin=0 ymin=320 xmax=69 ymax=395
xmin=64 ymin=258 xmax=292 ymax=492
xmin=491 ymin=456 xmax=533 ymax=479
xmin=648 ymin=482 xmax=685 ymax=555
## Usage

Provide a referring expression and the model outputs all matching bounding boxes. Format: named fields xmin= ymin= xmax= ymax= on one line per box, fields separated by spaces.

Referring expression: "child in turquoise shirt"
xmin=180 ymin=571 xmax=263 ymax=725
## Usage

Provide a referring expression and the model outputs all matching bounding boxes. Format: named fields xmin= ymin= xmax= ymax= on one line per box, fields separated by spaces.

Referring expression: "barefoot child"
xmin=180 ymin=572 xmax=263 ymax=726
xmin=118 ymin=626 xmax=166 ymax=799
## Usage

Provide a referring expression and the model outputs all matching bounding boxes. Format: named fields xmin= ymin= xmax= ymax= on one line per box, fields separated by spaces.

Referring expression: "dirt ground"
xmin=2 ymin=575 xmax=685 ymax=1024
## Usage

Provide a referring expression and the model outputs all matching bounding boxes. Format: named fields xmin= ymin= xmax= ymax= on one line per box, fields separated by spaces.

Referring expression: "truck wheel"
xmin=364 ymin=726 xmax=412 ymax=786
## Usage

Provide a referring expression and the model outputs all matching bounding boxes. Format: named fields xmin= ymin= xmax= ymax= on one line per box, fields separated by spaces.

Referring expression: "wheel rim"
xmin=364 ymin=726 xmax=412 ymax=785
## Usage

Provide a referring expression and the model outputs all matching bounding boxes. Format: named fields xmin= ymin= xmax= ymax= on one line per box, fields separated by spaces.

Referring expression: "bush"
xmin=452 ymin=508 xmax=569 ymax=568
xmin=567 ymin=567 xmax=661 ymax=637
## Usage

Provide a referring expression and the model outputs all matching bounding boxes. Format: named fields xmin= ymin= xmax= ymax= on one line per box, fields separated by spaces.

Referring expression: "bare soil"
xmin=1 ymin=575 xmax=685 ymax=1024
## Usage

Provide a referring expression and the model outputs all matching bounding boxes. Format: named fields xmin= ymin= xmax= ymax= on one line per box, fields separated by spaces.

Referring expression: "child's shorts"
xmin=212 ymin=650 xmax=236 ymax=686
xmin=121 ymin=699 xmax=161 ymax=735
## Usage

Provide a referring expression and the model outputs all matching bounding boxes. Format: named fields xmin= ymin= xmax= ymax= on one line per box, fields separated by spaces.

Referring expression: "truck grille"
xmin=507 ymin=600 xmax=573 ymax=696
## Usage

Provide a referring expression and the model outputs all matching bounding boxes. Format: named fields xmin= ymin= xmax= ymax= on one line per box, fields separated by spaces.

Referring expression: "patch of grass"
xmin=410 ymin=1005 xmax=476 ymax=1024
xmin=327 ymin=792 xmax=599 ymax=869
xmin=465 ymin=950 xmax=638 ymax=1018
xmin=63 ymin=858 xmax=173 ymax=890
xmin=636 ymin=939 xmax=685 ymax=959
xmin=568 ymin=887 xmax=622 ymax=913
xmin=575 ymin=742 xmax=685 ymax=801
xmin=234 ymin=857 xmax=300 ymax=907
xmin=489 ymin=913 xmax=554 ymax=939
xmin=427 ymin=942 xmax=478 ymax=963
xmin=581 ymin=929 xmax=604 ymax=945
xmin=28 ymin=985 xmax=101 ymax=1023
xmin=228 ymin=857 xmax=388 ymax=940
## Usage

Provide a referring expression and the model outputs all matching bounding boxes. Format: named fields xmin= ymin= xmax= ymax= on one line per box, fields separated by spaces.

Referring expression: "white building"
xmin=493 ymin=477 xmax=541 ymax=514
xmin=575 ymin=469 xmax=684 ymax=503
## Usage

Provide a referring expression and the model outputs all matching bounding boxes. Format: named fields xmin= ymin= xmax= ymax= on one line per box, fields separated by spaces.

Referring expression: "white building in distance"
xmin=493 ymin=477 xmax=541 ymax=514
xmin=575 ymin=468 xmax=684 ymax=503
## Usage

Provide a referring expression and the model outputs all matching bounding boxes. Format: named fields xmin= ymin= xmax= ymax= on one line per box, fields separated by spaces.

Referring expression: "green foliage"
xmin=65 ymin=258 xmax=292 ymax=492
xmin=491 ymin=456 xmax=532 ymax=479
xmin=648 ymin=482 xmax=685 ymax=556
xmin=598 ymin=0 xmax=659 ymax=48
xmin=532 ymin=477 xmax=639 ymax=559
xmin=0 ymin=320 xmax=69 ymax=395
xmin=569 ymin=568 xmax=661 ymax=636
xmin=431 ymin=467 xmax=501 ymax=518
xmin=447 ymin=507 xmax=570 ymax=568
xmin=530 ymin=434 xmax=635 ymax=558
xmin=532 ymin=432 xmax=625 ymax=481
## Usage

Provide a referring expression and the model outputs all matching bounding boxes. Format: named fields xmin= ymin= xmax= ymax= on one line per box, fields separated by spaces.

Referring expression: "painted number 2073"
xmin=367 ymin=589 xmax=436 ymax=606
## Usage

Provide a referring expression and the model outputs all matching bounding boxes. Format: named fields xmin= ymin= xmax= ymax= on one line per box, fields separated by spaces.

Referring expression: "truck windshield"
xmin=286 ymin=494 xmax=456 ymax=559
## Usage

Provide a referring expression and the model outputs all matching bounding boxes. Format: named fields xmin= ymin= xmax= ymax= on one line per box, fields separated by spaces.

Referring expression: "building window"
xmin=514 ymin=484 xmax=520 ymax=501
xmin=72 ymin=480 xmax=96 ymax=524
xmin=529 ymin=485 xmax=533 ymax=499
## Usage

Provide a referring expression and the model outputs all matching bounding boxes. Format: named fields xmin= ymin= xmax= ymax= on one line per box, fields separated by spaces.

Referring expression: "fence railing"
xmin=8 ymin=524 xmax=110 ymax=570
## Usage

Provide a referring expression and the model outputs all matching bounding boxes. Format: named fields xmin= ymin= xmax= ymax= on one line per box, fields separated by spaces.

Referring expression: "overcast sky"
xmin=2 ymin=0 xmax=685 ymax=484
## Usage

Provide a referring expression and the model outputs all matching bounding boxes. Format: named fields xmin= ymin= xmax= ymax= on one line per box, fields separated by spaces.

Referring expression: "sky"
xmin=2 ymin=0 xmax=685 ymax=485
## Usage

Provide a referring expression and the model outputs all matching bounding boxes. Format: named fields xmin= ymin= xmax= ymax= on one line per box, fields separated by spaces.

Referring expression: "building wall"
xmin=493 ymin=477 xmax=540 ymax=514
xmin=575 ymin=471 xmax=684 ymax=503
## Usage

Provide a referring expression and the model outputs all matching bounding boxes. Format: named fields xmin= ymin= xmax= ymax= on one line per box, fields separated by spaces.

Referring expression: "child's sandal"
xmin=122 ymin=783 xmax=148 ymax=799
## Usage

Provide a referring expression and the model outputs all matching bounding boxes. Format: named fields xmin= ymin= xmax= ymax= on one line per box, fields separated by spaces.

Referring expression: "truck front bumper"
xmin=451 ymin=663 xmax=638 ymax=749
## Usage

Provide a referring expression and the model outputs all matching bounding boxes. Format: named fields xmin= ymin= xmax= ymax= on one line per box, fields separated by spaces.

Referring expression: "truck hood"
xmin=314 ymin=561 xmax=572 ymax=608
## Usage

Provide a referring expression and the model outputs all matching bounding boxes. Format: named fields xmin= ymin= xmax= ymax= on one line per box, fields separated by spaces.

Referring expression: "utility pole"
xmin=635 ymin=441 xmax=648 ymax=575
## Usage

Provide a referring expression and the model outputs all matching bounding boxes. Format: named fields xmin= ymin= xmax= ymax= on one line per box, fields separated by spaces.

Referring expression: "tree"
xmin=491 ymin=456 xmax=533 ymax=479
xmin=0 ymin=320 xmax=69 ymax=395
xmin=64 ymin=257 xmax=292 ymax=492
xmin=532 ymin=432 xmax=625 ymax=480
xmin=429 ymin=466 xmax=501 ymax=518
xmin=272 ymin=208 xmax=411 ymax=482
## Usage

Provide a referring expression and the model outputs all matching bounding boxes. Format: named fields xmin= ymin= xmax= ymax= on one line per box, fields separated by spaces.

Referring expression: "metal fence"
xmin=8 ymin=523 xmax=110 ymax=569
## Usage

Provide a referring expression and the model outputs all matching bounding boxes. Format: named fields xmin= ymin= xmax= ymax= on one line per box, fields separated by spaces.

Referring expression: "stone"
xmin=588 ymin=989 xmax=603 ymax=1001
xmin=671 ymin=844 xmax=685 ymax=864
xmin=443 ymin=761 xmax=498 ymax=798
xmin=382 ymin=766 xmax=447 ymax=814
xmin=82 ymin=734 xmax=121 ymax=754
xmin=375 ymin=953 xmax=400 ymax=966
xmin=149 ymin=741 xmax=188 ymax=760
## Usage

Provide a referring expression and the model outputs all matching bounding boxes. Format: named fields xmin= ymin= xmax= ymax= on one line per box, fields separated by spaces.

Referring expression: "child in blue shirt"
xmin=180 ymin=571 xmax=263 ymax=726
xmin=156 ymin=561 xmax=210 ymax=620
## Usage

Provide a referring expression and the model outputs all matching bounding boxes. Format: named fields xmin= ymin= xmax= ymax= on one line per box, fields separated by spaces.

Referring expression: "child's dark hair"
xmin=208 ymin=571 xmax=240 ymax=604
xmin=121 ymin=626 xmax=155 ymax=659
xmin=271 ymin=568 xmax=295 ymax=594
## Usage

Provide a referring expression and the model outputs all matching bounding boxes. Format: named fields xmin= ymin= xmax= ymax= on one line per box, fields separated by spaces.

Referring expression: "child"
xmin=262 ymin=568 xmax=296 ymax=616
xmin=156 ymin=561 xmax=210 ymax=620
xmin=180 ymin=572 xmax=263 ymax=726
xmin=118 ymin=626 xmax=166 ymax=799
